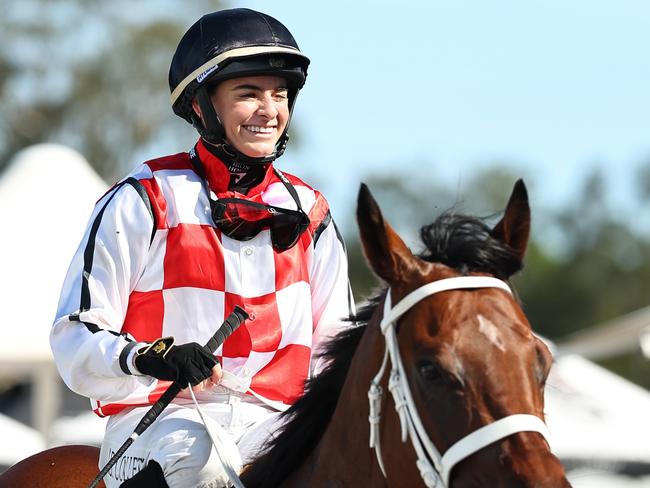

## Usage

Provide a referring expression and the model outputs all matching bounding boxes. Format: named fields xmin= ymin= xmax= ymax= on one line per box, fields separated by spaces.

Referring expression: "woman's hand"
xmin=186 ymin=362 xmax=223 ymax=393
xmin=134 ymin=339 xmax=217 ymax=387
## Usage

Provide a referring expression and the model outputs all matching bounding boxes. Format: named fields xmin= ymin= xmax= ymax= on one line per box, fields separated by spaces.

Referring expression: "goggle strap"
xmin=273 ymin=168 xmax=305 ymax=214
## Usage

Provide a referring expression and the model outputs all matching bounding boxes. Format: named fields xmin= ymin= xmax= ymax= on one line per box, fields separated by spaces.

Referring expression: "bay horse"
xmin=0 ymin=180 xmax=569 ymax=487
xmin=241 ymin=180 xmax=569 ymax=487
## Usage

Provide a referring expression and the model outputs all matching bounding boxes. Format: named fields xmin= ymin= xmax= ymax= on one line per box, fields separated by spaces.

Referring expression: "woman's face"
xmin=207 ymin=75 xmax=290 ymax=158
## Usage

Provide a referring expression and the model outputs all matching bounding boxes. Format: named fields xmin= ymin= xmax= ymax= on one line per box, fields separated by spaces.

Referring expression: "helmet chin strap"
xmin=192 ymin=85 xmax=295 ymax=165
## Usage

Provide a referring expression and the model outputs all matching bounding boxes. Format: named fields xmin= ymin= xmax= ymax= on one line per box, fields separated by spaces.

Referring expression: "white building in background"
xmin=553 ymin=311 xmax=650 ymax=487
xmin=0 ymin=143 xmax=108 ymax=465
xmin=559 ymin=305 xmax=650 ymax=361
xmin=544 ymin=353 xmax=650 ymax=487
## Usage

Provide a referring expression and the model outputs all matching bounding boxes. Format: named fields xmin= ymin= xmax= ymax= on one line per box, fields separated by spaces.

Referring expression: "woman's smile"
xmin=243 ymin=125 xmax=277 ymax=135
xmin=210 ymin=76 xmax=289 ymax=158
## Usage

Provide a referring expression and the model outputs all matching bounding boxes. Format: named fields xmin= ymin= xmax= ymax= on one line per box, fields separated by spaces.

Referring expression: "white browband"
xmin=368 ymin=276 xmax=551 ymax=487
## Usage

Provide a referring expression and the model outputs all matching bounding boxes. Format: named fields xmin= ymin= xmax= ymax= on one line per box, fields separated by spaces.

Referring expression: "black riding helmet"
xmin=169 ymin=8 xmax=310 ymax=164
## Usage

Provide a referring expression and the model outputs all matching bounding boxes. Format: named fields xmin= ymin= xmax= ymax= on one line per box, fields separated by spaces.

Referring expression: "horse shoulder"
xmin=0 ymin=445 xmax=101 ymax=488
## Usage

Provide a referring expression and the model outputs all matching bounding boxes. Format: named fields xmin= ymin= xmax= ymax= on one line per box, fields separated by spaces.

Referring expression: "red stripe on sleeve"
xmin=145 ymin=153 xmax=192 ymax=172
xmin=307 ymin=191 xmax=330 ymax=237
xmin=139 ymin=177 xmax=169 ymax=230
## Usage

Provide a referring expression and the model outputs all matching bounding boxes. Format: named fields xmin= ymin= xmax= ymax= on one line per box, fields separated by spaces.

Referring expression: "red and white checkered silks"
xmin=50 ymin=141 xmax=352 ymax=417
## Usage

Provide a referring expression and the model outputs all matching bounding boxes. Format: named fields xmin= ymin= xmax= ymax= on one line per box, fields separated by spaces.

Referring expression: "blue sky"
xmin=226 ymin=0 xmax=650 ymax=232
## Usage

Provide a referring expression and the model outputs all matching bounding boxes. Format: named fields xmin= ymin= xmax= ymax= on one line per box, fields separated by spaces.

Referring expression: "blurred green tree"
xmin=0 ymin=0 xmax=219 ymax=180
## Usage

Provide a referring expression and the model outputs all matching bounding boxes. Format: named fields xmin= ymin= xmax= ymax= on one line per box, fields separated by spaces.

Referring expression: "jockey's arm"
xmin=50 ymin=181 xmax=156 ymax=401
xmin=309 ymin=214 xmax=355 ymax=377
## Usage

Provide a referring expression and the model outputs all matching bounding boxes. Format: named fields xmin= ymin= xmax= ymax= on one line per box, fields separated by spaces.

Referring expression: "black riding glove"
xmin=134 ymin=337 xmax=217 ymax=387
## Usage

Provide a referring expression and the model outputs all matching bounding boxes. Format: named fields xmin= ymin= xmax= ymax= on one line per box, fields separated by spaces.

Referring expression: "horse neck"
xmin=290 ymin=323 xmax=388 ymax=486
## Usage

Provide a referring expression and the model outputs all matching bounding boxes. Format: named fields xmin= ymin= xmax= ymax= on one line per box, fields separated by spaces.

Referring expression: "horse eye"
xmin=417 ymin=360 xmax=443 ymax=383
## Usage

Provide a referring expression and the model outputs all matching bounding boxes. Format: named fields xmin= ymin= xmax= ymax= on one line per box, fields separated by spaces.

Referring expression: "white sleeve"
xmin=50 ymin=180 xmax=155 ymax=401
xmin=309 ymin=215 xmax=355 ymax=375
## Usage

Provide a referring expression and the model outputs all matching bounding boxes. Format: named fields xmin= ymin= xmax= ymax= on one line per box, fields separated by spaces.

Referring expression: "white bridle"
xmin=368 ymin=276 xmax=551 ymax=487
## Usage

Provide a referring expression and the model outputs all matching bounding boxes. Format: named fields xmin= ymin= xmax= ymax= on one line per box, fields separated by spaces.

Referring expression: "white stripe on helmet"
xmin=170 ymin=45 xmax=307 ymax=106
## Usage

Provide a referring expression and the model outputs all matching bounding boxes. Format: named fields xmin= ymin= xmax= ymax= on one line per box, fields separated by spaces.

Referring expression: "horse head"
xmin=357 ymin=180 xmax=569 ymax=487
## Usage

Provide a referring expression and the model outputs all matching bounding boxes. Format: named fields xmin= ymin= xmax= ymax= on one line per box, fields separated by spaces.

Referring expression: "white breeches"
xmin=99 ymin=394 xmax=283 ymax=488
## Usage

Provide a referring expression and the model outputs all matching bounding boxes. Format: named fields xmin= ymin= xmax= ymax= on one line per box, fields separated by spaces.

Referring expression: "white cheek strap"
xmin=368 ymin=276 xmax=551 ymax=487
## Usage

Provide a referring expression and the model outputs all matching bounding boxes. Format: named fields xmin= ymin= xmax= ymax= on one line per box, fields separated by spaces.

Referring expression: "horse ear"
xmin=490 ymin=179 xmax=530 ymax=261
xmin=356 ymin=183 xmax=415 ymax=284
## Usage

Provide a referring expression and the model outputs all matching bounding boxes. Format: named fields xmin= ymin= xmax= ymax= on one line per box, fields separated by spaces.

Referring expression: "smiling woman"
xmin=196 ymin=76 xmax=290 ymax=158
xmin=40 ymin=7 xmax=354 ymax=488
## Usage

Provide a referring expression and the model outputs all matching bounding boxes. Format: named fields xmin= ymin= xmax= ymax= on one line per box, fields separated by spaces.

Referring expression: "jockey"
xmin=50 ymin=8 xmax=353 ymax=488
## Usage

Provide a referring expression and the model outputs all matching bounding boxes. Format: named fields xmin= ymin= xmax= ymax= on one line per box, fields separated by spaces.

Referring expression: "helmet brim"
xmin=204 ymin=54 xmax=308 ymax=90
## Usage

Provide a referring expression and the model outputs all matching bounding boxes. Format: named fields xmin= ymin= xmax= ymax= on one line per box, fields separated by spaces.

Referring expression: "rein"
xmin=368 ymin=276 xmax=551 ymax=487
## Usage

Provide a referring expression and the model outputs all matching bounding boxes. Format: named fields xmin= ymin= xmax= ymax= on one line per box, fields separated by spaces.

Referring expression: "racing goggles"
xmin=211 ymin=197 xmax=310 ymax=251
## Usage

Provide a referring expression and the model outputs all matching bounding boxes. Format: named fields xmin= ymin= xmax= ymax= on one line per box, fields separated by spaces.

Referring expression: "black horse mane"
xmin=241 ymin=211 xmax=521 ymax=487
xmin=418 ymin=211 xmax=523 ymax=279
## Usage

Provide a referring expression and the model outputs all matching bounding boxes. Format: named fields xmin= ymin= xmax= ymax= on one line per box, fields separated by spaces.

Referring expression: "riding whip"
xmin=88 ymin=306 xmax=249 ymax=488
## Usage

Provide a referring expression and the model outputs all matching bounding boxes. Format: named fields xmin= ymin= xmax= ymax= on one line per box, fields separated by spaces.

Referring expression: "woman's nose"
xmin=257 ymin=94 xmax=279 ymax=118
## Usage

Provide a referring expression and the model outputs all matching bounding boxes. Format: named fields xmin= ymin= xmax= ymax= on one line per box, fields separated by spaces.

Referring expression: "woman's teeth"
xmin=245 ymin=126 xmax=274 ymax=133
